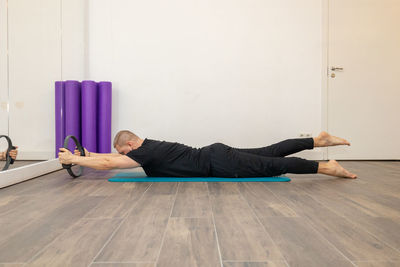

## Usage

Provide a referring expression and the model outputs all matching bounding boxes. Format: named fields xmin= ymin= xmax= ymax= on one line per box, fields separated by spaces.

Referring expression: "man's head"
xmin=113 ymin=130 xmax=141 ymax=155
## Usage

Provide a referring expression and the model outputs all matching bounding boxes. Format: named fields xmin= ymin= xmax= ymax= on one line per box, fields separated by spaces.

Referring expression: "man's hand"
xmin=1 ymin=146 xmax=18 ymax=160
xmin=58 ymin=148 xmax=74 ymax=165
xmin=9 ymin=146 xmax=18 ymax=160
xmin=74 ymin=147 xmax=89 ymax=157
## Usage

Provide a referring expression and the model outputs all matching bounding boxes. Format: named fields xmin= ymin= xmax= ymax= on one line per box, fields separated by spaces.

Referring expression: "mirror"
xmin=0 ymin=0 xmax=61 ymax=172
xmin=0 ymin=135 xmax=43 ymax=171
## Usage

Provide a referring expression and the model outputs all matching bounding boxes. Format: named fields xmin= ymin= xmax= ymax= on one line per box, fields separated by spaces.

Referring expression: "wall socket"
xmin=299 ymin=133 xmax=312 ymax=137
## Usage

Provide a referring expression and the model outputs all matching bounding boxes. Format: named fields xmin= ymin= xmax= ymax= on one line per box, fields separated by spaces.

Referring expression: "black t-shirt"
xmin=126 ymin=138 xmax=212 ymax=177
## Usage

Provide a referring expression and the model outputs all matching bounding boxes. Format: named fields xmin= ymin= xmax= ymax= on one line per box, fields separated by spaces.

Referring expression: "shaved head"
xmin=113 ymin=130 xmax=140 ymax=148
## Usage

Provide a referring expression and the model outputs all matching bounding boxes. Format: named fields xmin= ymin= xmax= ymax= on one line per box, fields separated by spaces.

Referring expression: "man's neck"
xmin=132 ymin=138 xmax=144 ymax=149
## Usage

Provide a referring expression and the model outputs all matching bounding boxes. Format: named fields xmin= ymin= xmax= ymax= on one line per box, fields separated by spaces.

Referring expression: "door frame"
xmin=321 ymin=0 xmax=329 ymax=160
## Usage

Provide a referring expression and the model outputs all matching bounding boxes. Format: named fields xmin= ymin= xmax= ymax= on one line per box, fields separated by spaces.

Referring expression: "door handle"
xmin=331 ymin=67 xmax=344 ymax=71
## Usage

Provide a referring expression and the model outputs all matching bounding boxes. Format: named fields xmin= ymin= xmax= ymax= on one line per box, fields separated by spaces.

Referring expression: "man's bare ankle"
xmin=317 ymin=162 xmax=330 ymax=174
xmin=313 ymin=137 xmax=321 ymax=147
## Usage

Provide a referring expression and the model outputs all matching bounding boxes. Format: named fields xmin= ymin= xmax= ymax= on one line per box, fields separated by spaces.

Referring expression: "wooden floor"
xmin=1 ymin=160 xmax=44 ymax=170
xmin=0 ymin=161 xmax=399 ymax=267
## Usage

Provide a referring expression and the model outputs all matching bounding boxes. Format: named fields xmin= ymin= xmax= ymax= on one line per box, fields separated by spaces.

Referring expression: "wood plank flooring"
xmin=1 ymin=160 xmax=44 ymax=170
xmin=0 ymin=161 xmax=399 ymax=266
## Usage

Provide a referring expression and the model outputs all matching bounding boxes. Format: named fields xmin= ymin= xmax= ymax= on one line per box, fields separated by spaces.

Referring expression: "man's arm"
xmin=70 ymin=154 xmax=141 ymax=170
xmin=74 ymin=148 xmax=121 ymax=158
xmin=88 ymin=152 xmax=121 ymax=158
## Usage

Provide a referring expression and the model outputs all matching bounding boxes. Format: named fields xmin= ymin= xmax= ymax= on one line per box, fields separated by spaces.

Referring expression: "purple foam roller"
xmin=55 ymin=81 xmax=65 ymax=158
xmin=65 ymin=80 xmax=81 ymax=152
xmin=81 ymin=80 xmax=98 ymax=153
xmin=98 ymin=81 xmax=112 ymax=153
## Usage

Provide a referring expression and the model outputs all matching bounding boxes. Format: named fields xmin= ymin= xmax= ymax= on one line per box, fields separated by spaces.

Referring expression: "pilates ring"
xmin=62 ymin=135 xmax=85 ymax=178
xmin=0 ymin=135 xmax=16 ymax=171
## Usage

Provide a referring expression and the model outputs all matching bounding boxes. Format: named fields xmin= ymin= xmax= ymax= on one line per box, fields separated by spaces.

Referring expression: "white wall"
xmin=87 ymin=0 xmax=324 ymax=159
xmin=61 ymin=0 xmax=87 ymax=80
xmin=1 ymin=0 xmax=324 ymax=160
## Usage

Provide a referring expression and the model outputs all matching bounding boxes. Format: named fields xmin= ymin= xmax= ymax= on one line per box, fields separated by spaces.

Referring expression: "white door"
xmin=7 ymin=0 xmax=61 ymax=159
xmin=0 ymin=0 xmax=8 ymax=136
xmin=327 ymin=0 xmax=400 ymax=160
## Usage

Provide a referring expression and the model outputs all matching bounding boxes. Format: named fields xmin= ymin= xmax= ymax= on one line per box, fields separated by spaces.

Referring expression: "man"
xmin=58 ymin=130 xmax=357 ymax=179
xmin=0 ymin=146 xmax=18 ymax=161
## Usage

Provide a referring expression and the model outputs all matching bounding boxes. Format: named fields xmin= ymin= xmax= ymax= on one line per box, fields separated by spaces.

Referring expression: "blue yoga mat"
xmin=108 ymin=173 xmax=291 ymax=182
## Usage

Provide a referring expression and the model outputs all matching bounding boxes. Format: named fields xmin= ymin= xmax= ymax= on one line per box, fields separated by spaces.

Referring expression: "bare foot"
xmin=318 ymin=160 xmax=358 ymax=179
xmin=315 ymin=131 xmax=351 ymax=147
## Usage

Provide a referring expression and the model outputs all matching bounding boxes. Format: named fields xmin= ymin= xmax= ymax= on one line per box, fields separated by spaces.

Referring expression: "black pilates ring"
xmin=0 ymin=135 xmax=16 ymax=171
xmin=62 ymin=135 xmax=85 ymax=178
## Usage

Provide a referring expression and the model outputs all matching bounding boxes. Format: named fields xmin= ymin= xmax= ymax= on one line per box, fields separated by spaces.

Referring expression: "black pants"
xmin=208 ymin=137 xmax=319 ymax=177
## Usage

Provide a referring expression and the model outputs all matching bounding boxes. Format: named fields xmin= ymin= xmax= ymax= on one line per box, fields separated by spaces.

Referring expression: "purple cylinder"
xmin=98 ymin=81 xmax=112 ymax=153
xmin=55 ymin=81 xmax=65 ymax=158
xmin=81 ymin=80 xmax=98 ymax=153
xmin=65 ymin=80 xmax=81 ymax=152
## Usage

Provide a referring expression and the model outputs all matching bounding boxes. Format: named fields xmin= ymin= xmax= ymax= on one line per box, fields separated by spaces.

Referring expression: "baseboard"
xmin=290 ymin=149 xmax=324 ymax=161
xmin=295 ymin=150 xmax=400 ymax=160
xmin=0 ymin=159 xmax=62 ymax=189
xmin=14 ymin=151 xmax=55 ymax=160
